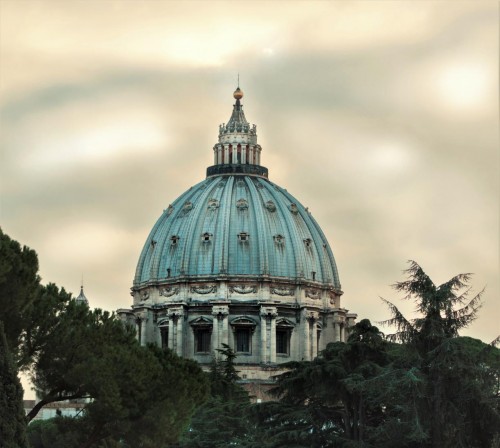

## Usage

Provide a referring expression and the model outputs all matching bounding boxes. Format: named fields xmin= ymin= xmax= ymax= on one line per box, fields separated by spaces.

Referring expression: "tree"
xmin=179 ymin=344 xmax=252 ymax=448
xmin=0 ymin=228 xmax=39 ymax=357
xmin=380 ymin=261 xmax=499 ymax=448
xmin=27 ymin=303 xmax=208 ymax=447
xmin=252 ymin=319 xmax=390 ymax=447
xmin=0 ymin=230 xmax=209 ymax=447
xmin=0 ymin=321 xmax=28 ymax=448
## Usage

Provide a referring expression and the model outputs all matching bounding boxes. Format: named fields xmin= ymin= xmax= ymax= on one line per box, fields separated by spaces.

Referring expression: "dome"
xmin=134 ymin=175 xmax=340 ymax=289
xmin=121 ymin=86 xmax=355 ymax=377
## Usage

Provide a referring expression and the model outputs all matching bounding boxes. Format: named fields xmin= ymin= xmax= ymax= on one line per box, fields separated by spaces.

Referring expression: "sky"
xmin=1 ymin=1 xmax=498 ymax=352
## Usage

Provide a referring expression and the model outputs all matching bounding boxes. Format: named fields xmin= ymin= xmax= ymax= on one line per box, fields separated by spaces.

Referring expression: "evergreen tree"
xmin=179 ymin=344 xmax=252 ymax=448
xmin=380 ymin=261 xmax=499 ymax=448
xmin=0 ymin=321 xmax=28 ymax=448
xmin=0 ymin=228 xmax=40 ymax=358
xmin=252 ymin=319 xmax=390 ymax=447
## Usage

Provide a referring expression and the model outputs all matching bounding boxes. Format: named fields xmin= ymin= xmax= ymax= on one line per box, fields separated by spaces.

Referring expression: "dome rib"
xmin=133 ymin=175 xmax=341 ymax=290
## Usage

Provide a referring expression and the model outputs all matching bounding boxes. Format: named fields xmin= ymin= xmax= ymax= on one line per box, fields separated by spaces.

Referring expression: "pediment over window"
xmin=189 ymin=316 xmax=213 ymax=327
xmin=276 ymin=317 xmax=295 ymax=328
xmin=230 ymin=316 xmax=257 ymax=327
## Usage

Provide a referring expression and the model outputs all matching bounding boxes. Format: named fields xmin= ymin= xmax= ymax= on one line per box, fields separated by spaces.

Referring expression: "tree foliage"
xmin=0 ymin=229 xmax=209 ymax=447
xmin=0 ymin=228 xmax=40 ymax=357
xmin=379 ymin=261 xmax=498 ymax=447
xmin=0 ymin=321 xmax=28 ymax=448
xmin=179 ymin=344 xmax=252 ymax=448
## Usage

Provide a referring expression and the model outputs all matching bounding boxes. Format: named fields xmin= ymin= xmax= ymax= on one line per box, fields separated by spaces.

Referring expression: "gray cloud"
xmin=1 ymin=1 xmax=497 ymax=357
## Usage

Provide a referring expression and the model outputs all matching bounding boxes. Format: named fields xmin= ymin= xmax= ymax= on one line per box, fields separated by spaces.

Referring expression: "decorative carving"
xmin=328 ymin=292 xmax=336 ymax=305
xmin=260 ymin=306 xmax=278 ymax=318
xmin=167 ymin=307 xmax=184 ymax=318
xmin=166 ymin=204 xmax=174 ymax=216
xmin=191 ymin=285 xmax=217 ymax=294
xmin=207 ymin=198 xmax=219 ymax=210
xmin=141 ymin=291 xmax=150 ymax=301
xmin=237 ymin=180 xmax=245 ymax=187
xmin=307 ymin=311 xmax=319 ymax=321
xmin=265 ymin=200 xmax=276 ymax=212
xmin=270 ymin=286 xmax=295 ymax=296
xmin=236 ymin=198 xmax=248 ymax=210
xmin=160 ymin=286 xmax=179 ymax=297
xmin=230 ymin=285 xmax=257 ymax=294
xmin=212 ymin=305 xmax=229 ymax=317
xmin=305 ymin=289 xmax=321 ymax=300
xmin=289 ymin=203 xmax=299 ymax=214
xmin=217 ymin=180 xmax=226 ymax=188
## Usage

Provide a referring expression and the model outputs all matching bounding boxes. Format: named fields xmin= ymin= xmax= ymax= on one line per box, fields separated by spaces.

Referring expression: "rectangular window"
xmin=160 ymin=326 xmax=169 ymax=349
xmin=276 ymin=329 xmax=290 ymax=355
xmin=235 ymin=328 xmax=251 ymax=353
xmin=195 ymin=329 xmax=211 ymax=353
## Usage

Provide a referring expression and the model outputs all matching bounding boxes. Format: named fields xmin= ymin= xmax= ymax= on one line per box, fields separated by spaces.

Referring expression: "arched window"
xmin=158 ymin=319 xmax=169 ymax=349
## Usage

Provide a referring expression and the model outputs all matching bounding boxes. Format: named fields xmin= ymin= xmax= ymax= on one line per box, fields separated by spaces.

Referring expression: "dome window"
xmin=207 ymin=199 xmax=219 ymax=210
xmin=274 ymin=234 xmax=285 ymax=245
xmin=170 ymin=235 xmax=180 ymax=246
xmin=182 ymin=201 xmax=193 ymax=213
xmin=289 ymin=203 xmax=299 ymax=214
xmin=304 ymin=238 xmax=312 ymax=248
xmin=236 ymin=198 xmax=248 ymax=210
xmin=201 ymin=232 xmax=213 ymax=243
xmin=265 ymin=200 xmax=276 ymax=212
xmin=238 ymin=232 xmax=249 ymax=242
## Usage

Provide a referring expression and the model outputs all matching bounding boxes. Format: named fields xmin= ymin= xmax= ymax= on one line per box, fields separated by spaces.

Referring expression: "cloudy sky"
xmin=1 ymin=1 xmax=498 ymax=348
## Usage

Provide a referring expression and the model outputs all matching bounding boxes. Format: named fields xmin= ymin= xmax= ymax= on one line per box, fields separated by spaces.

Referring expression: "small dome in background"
xmin=75 ymin=285 xmax=89 ymax=306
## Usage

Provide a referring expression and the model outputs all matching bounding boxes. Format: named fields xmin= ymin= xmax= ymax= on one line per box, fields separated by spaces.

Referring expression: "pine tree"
xmin=380 ymin=261 xmax=499 ymax=448
xmin=0 ymin=321 xmax=28 ymax=448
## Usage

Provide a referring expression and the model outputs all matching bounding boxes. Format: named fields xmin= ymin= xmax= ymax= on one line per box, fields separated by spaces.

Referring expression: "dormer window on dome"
xmin=238 ymin=232 xmax=249 ymax=242
xmin=304 ymin=238 xmax=312 ymax=248
xmin=202 ymin=232 xmax=213 ymax=243
xmin=274 ymin=234 xmax=285 ymax=245
xmin=170 ymin=235 xmax=180 ymax=246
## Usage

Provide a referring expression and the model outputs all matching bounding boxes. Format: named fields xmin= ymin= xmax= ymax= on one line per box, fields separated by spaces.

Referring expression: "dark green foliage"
xmin=0 ymin=230 xmax=209 ymax=447
xmin=257 ymin=319 xmax=389 ymax=447
xmin=28 ymin=308 xmax=209 ymax=446
xmin=0 ymin=321 xmax=28 ymax=448
xmin=27 ymin=417 xmax=87 ymax=448
xmin=379 ymin=261 xmax=499 ymax=448
xmin=179 ymin=344 xmax=252 ymax=448
xmin=0 ymin=228 xmax=40 ymax=356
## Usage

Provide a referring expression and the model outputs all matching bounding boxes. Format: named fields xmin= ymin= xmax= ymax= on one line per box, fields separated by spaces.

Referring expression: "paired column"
xmin=137 ymin=311 xmax=148 ymax=346
xmin=168 ymin=307 xmax=184 ymax=356
xmin=212 ymin=305 xmax=229 ymax=357
xmin=303 ymin=310 xmax=319 ymax=360
xmin=260 ymin=306 xmax=277 ymax=364
xmin=333 ymin=313 xmax=342 ymax=342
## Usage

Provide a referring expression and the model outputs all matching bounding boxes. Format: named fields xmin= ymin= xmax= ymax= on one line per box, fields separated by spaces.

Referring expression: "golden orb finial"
xmin=233 ymin=87 xmax=243 ymax=100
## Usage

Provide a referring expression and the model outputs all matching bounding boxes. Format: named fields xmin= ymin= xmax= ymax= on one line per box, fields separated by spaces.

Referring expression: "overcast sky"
xmin=1 ymin=1 xmax=498 ymax=351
